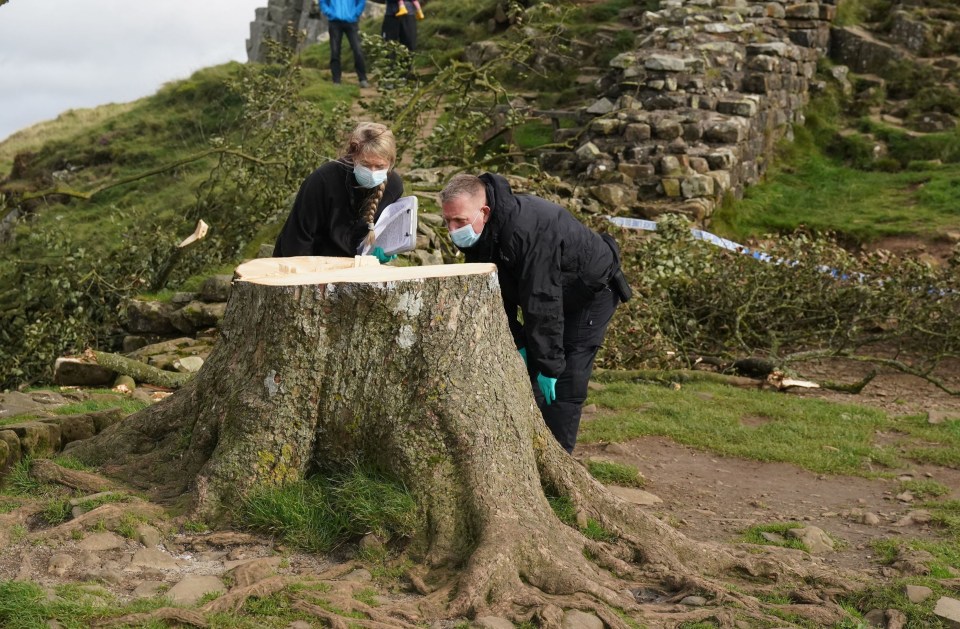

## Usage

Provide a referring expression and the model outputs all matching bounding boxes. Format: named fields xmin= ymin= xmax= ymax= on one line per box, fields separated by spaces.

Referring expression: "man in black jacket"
xmin=440 ymin=173 xmax=630 ymax=453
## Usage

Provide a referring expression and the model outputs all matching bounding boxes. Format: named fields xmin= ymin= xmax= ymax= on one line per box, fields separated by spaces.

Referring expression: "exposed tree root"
xmin=94 ymin=607 xmax=208 ymax=628
xmin=29 ymin=459 xmax=119 ymax=493
xmin=201 ymin=575 xmax=291 ymax=614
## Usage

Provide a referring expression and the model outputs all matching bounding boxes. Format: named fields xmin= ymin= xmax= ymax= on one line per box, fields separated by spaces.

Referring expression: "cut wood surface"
xmin=236 ymin=256 xmax=496 ymax=286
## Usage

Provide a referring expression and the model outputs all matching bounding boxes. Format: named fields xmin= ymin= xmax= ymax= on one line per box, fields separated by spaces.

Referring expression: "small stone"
xmin=862 ymin=512 xmax=881 ymax=525
xmin=786 ymin=526 xmax=835 ymax=554
xmin=895 ymin=491 xmax=914 ymax=502
xmin=863 ymin=609 xmax=886 ymax=627
xmin=561 ymin=609 xmax=604 ymax=629
xmin=680 ymin=595 xmax=707 ymax=606
xmin=173 ymin=356 xmax=204 ymax=373
xmin=473 ymin=616 xmax=514 ymax=629
xmin=135 ymin=525 xmax=161 ymax=548
xmin=78 ymin=532 xmax=125 ymax=552
xmin=47 ymin=554 xmax=75 ymax=577
xmin=934 ymin=597 xmax=960 ymax=627
xmin=132 ymin=580 xmax=167 ymax=599
xmin=130 ymin=547 xmax=181 ymax=570
xmin=905 ymin=584 xmax=933 ymax=603
xmin=343 ymin=568 xmax=372 ymax=582
xmin=760 ymin=531 xmax=786 ymax=544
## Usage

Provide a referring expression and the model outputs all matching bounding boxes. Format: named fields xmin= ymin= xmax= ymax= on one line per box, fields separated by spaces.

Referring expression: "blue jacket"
xmin=320 ymin=0 xmax=365 ymax=23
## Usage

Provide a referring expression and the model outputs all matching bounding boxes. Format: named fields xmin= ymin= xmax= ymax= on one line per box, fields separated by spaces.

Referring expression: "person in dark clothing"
xmin=273 ymin=122 xmax=403 ymax=262
xmin=439 ymin=173 xmax=631 ymax=453
xmin=380 ymin=0 xmax=417 ymax=51
xmin=319 ymin=0 xmax=370 ymax=87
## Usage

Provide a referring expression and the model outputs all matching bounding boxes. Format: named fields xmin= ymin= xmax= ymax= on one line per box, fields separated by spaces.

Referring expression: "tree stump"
xmin=67 ymin=256 xmax=858 ymax=626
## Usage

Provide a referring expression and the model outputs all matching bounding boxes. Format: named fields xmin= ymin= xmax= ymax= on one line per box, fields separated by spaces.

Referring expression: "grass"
xmin=900 ymin=479 xmax=950 ymax=499
xmin=741 ymin=522 xmax=808 ymax=552
xmin=712 ymin=88 xmax=960 ymax=245
xmin=581 ymin=381 xmax=900 ymax=476
xmin=585 ymin=460 xmax=645 ymax=488
xmin=0 ymin=579 xmax=327 ymax=629
xmin=241 ymin=463 xmax=420 ymax=553
xmin=52 ymin=392 xmax=148 ymax=416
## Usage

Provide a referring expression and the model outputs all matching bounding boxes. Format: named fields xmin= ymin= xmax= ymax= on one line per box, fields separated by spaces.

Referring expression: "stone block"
xmin=934 ymin=597 xmax=960 ymax=628
xmin=653 ymin=119 xmax=683 ymax=140
xmin=682 ymin=123 xmax=703 ymax=142
xmin=617 ymin=163 xmax=656 ymax=179
xmin=0 ymin=430 xmax=21 ymax=471
xmin=169 ymin=301 xmax=226 ymax=334
xmin=125 ymin=300 xmax=177 ymax=335
xmin=6 ymin=422 xmax=60 ymax=457
xmin=589 ymin=118 xmax=621 ymax=135
xmin=661 ymin=178 xmax=681 ymax=198
xmin=659 ymin=156 xmax=683 ymax=176
xmin=623 ymin=123 xmax=651 ymax=143
xmin=789 ymin=28 xmax=829 ymax=49
xmin=681 ymin=175 xmax=715 ymax=199
xmin=645 ymin=54 xmax=686 ymax=72
xmin=704 ymin=120 xmax=744 ymax=143
xmin=591 ymin=184 xmax=635 ymax=208
xmin=717 ymin=97 xmax=758 ymax=117
xmin=576 ymin=142 xmax=602 ymax=161
xmin=199 ymin=275 xmax=233 ymax=303
xmin=586 ymin=98 xmax=615 ymax=115
xmin=53 ymin=358 xmax=116 ymax=387
xmin=45 ymin=415 xmax=96 ymax=445
xmin=785 ymin=3 xmax=820 ymax=20
xmin=609 ymin=52 xmax=639 ymax=70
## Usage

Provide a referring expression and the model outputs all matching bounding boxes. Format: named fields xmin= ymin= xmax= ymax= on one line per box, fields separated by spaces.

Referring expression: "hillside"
xmin=0 ymin=0 xmax=958 ymax=390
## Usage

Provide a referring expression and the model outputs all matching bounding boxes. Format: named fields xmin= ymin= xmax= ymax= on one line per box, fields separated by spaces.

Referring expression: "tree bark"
xmin=66 ymin=255 xmax=858 ymax=626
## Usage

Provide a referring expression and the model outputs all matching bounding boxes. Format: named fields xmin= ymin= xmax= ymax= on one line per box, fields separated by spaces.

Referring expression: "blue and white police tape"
xmin=606 ymin=215 xmax=868 ymax=282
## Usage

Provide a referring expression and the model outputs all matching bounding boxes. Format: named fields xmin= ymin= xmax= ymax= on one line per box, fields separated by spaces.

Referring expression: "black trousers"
xmin=381 ymin=12 xmax=417 ymax=51
xmin=328 ymin=20 xmax=367 ymax=83
xmin=529 ymin=286 xmax=620 ymax=454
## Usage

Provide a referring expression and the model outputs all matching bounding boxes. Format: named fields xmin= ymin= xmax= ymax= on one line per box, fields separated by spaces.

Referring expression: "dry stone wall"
xmin=247 ymin=0 xmax=326 ymax=63
xmin=542 ymin=0 xmax=838 ymax=225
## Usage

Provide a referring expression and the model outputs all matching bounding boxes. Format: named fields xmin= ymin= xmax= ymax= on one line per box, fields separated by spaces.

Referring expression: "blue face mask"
xmin=354 ymin=164 xmax=388 ymax=189
xmin=449 ymin=207 xmax=484 ymax=249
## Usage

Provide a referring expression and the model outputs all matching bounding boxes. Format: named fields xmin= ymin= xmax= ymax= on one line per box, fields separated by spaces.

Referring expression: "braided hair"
xmin=340 ymin=122 xmax=397 ymax=249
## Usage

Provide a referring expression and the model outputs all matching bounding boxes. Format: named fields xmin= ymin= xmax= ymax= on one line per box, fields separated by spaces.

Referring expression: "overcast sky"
xmin=0 ymin=0 xmax=266 ymax=141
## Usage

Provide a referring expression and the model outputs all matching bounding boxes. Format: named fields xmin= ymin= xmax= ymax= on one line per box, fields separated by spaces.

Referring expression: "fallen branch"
xmin=86 ymin=349 xmax=193 ymax=389
xmin=820 ymin=370 xmax=877 ymax=394
xmin=593 ymin=368 xmax=766 ymax=389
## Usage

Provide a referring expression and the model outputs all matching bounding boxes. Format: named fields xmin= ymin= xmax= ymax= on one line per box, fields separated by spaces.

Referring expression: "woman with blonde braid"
xmin=273 ymin=122 xmax=403 ymax=263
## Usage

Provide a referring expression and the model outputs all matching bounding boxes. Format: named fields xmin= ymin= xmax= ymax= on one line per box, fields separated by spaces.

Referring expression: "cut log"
xmin=65 ymin=257 xmax=859 ymax=626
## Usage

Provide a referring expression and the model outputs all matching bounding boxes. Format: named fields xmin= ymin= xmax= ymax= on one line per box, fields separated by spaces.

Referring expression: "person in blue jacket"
xmin=319 ymin=0 xmax=370 ymax=87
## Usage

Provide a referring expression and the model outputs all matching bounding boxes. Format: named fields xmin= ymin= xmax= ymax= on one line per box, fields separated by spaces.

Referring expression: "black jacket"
xmin=273 ymin=160 xmax=403 ymax=257
xmin=462 ymin=173 xmax=619 ymax=378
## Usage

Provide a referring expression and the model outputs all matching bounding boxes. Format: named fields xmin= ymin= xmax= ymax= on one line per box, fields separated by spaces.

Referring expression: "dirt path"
xmin=579 ymin=435 xmax=960 ymax=576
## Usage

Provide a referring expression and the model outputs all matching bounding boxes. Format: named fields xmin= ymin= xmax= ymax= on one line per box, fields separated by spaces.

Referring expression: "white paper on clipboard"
xmin=357 ymin=196 xmax=418 ymax=256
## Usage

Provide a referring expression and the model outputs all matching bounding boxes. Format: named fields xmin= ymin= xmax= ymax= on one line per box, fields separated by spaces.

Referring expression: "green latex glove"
xmin=537 ymin=373 xmax=557 ymax=405
xmin=371 ymin=246 xmax=397 ymax=264
xmin=518 ymin=347 xmax=527 ymax=366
